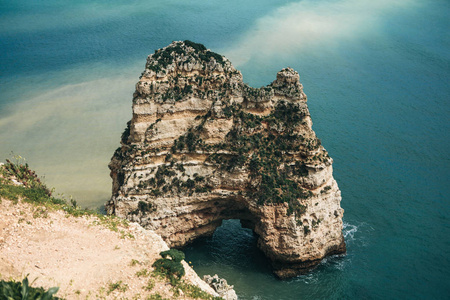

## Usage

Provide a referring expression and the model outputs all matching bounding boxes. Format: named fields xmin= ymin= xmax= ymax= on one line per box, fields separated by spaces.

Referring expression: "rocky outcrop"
xmin=106 ymin=41 xmax=346 ymax=278
xmin=203 ymin=274 xmax=237 ymax=300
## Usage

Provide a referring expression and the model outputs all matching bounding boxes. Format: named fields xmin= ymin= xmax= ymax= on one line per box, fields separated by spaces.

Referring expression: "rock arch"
xmin=107 ymin=41 xmax=345 ymax=278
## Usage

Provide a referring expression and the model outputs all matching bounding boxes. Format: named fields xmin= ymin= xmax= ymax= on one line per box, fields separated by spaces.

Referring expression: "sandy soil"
xmin=0 ymin=198 xmax=217 ymax=299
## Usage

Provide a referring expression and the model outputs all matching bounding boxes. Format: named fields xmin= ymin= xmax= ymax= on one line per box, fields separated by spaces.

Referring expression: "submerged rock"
xmin=107 ymin=40 xmax=346 ymax=278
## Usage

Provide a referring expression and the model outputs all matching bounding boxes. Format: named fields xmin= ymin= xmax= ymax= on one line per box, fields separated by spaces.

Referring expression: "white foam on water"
xmin=299 ymin=221 xmax=368 ymax=273
xmin=344 ymin=221 xmax=375 ymax=249
xmin=343 ymin=222 xmax=358 ymax=242
xmin=297 ymin=273 xmax=319 ymax=285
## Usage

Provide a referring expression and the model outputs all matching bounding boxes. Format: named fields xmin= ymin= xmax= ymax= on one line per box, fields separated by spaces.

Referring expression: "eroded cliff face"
xmin=107 ymin=41 xmax=346 ymax=278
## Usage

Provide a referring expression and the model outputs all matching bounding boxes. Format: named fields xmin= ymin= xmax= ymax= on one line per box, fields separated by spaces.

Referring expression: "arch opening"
xmin=183 ymin=219 xmax=272 ymax=277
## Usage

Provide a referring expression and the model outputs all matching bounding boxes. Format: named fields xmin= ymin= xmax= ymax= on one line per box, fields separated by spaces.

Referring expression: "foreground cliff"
xmin=0 ymin=161 xmax=222 ymax=299
xmin=107 ymin=41 xmax=346 ymax=278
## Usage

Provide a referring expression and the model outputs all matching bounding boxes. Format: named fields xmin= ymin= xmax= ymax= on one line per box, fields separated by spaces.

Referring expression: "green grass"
xmin=136 ymin=268 xmax=150 ymax=278
xmin=176 ymin=281 xmax=223 ymax=300
xmin=107 ymin=281 xmax=128 ymax=294
xmin=146 ymin=294 xmax=169 ymax=300
xmin=144 ymin=279 xmax=155 ymax=291
xmin=130 ymin=259 xmax=142 ymax=266
xmin=0 ymin=158 xmax=132 ymax=237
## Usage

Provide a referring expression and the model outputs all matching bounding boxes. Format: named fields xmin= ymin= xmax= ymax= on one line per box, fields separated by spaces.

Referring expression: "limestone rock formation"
xmin=107 ymin=41 xmax=346 ymax=278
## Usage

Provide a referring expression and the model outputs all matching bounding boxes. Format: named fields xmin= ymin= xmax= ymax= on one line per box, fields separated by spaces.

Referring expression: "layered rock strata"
xmin=107 ymin=41 xmax=346 ymax=278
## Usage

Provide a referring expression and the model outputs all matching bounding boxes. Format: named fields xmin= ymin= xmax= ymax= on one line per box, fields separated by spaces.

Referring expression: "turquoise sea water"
xmin=1 ymin=0 xmax=449 ymax=298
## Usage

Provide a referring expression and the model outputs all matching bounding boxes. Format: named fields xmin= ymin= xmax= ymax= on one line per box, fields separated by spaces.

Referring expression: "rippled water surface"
xmin=1 ymin=0 xmax=449 ymax=298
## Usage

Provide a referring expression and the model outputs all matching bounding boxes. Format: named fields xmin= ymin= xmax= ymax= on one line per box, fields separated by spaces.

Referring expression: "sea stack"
xmin=106 ymin=41 xmax=346 ymax=278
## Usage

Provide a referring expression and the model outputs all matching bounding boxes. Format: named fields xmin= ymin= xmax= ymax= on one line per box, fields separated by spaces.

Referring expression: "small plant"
xmin=119 ymin=230 xmax=135 ymax=240
xmin=146 ymin=293 xmax=168 ymax=300
xmin=312 ymin=219 xmax=322 ymax=228
xmin=138 ymin=201 xmax=153 ymax=213
xmin=93 ymin=215 xmax=130 ymax=233
xmin=121 ymin=121 xmax=131 ymax=143
xmin=107 ymin=281 xmax=128 ymax=294
xmin=132 ymin=293 xmax=142 ymax=300
xmin=303 ymin=225 xmax=310 ymax=235
xmin=33 ymin=206 xmax=49 ymax=218
xmin=0 ymin=276 xmax=60 ymax=299
xmin=130 ymin=259 xmax=141 ymax=266
xmin=136 ymin=268 xmax=150 ymax=277
xmin=70 ymin=197 xmax=78 ymax=209
xmin=144 ymin=278 xmax=155 ymax=291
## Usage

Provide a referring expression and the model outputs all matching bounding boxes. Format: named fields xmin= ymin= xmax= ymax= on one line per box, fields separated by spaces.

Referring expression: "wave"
xmin=343 ymin=222 xmax=358 ymax=242
xmin=344 ymin=221 xmax=376 ymax=251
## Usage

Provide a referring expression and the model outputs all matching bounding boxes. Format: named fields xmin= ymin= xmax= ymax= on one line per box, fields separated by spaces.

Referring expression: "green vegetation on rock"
xmin=148 ymin=40 xmax=225 ymax=73
xmin=0 ymin=156 xmax=131 ymax=231
xmin=152 ymin=249 xmax=185 ymax=285
xmin=120 ymin=97 xmax=326 ymax=218
xmin=168 ymin=100 xmax=316 ymax=215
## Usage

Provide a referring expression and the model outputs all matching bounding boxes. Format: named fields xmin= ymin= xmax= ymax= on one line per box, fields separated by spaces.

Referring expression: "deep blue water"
xmin=1 ymin=0 xmax=449 ymax=299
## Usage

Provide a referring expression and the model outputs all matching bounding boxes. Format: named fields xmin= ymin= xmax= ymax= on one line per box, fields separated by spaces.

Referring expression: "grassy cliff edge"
xmin=0 ymin=158 xmax=222 ymax=300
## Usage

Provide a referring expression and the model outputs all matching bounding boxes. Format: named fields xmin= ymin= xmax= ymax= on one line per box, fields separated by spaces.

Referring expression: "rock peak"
xmin=141 ymin=40 xmax=234 ymax=79
xmin=108 ymin=42 xmax=346 ymax=278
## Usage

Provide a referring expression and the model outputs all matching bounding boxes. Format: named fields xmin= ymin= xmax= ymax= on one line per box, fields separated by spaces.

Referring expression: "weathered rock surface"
xmin=203 ymin=274 xmax=237 ymax=300
xmin=107 ymin=40 xmax=346 ymax=278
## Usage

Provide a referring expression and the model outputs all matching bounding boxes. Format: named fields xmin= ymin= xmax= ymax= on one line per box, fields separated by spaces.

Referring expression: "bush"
xmin=152 ymin=249 xmax=185 ymax=285
xmin=183 ymin=40 xmax=207 ymax=52
xmin=138 ymin=201 xmax=153 ymax=213
xmin=303 ymin=225 xmax=310 ymax=235
xmin=121 ymin=121 xmax=131 ymax=144
xmin=2 ymin=157 xmax=51 ymax=196
xmin=160 ymin=249 xmax=185 ymax=262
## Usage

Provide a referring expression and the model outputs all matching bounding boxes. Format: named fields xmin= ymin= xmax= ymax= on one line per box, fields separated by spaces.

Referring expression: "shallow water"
xmin=1 ymin=0 xmax=449 ymax=298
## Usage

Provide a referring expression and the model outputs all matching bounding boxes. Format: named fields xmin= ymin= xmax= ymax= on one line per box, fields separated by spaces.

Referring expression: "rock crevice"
xmin=107 ymin=41 xmax=346 ymax=278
